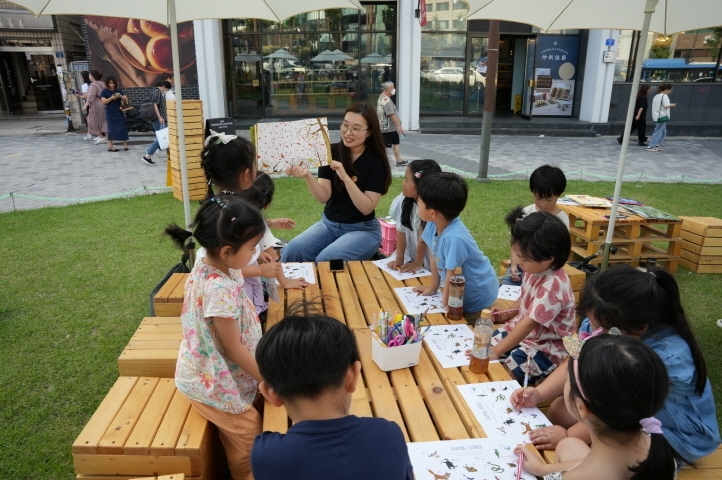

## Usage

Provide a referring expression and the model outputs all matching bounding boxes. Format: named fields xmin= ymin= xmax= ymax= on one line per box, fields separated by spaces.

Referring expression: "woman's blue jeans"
xmin=146 ymin=120 xmax=165 ymax=156
xmin=281 ymin=214 xmax=381 ymax=263
xmin=650 ymin=121 xmax=667 ymax=148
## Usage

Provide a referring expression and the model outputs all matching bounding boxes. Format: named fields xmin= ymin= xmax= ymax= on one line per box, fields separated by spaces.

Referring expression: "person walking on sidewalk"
xmin=83 ymin=70 xmax=107 ymax=145
xmin=141 ymin=81 xmax=170 ymax=166
xmin=647 ymin=83 xmax=676 ymax=153
xmin=377 ymin=81 xmax=406 ymax=167
xmin=617 ymin=85 xmax=650 ymax=147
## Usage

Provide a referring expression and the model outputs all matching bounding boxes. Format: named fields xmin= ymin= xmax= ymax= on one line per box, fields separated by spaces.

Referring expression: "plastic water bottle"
xmin=469 ymin=309 xmax=494 ymax=374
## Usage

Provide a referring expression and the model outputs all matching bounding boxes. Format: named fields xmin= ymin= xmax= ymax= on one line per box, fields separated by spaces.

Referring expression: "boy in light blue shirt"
xmin=413 ymin=172 xmax=498 ymax=321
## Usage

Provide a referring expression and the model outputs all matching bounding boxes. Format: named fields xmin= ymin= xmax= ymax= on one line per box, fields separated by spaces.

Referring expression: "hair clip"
xmin=563 ymin=326 xmax=619 ymax=359
xmin=203 ymin=129 xmax=238 ymax=148
xmin=211 ymin=197 xmax=226 ymax=209
xmin=414 ymin=171 xmax=423 ymax=179
xmin=231 ymin=217 xmax=236 ymax=222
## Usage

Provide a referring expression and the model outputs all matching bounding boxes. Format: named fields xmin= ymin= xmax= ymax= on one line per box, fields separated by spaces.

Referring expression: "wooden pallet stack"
xmin=679 ymin=217 xmax=722 ymax=274
xmin=167 ymin=100 xmax=206 ymax=201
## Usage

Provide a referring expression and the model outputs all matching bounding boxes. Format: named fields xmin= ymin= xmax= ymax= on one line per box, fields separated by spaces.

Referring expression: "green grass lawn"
xmin=1 ymin=179 xmax=721 ymax=479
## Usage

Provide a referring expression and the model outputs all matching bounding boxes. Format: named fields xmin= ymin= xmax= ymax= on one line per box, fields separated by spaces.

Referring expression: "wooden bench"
xmin=153 ymin=274 xmax=188 ymax=317
xmin=78 ymin=475 xmax=185 ymax=480
xmin=118 ymin=317 xmax=182 ymax=378
xmin=72 ymin=377 xmax=223 ymax=480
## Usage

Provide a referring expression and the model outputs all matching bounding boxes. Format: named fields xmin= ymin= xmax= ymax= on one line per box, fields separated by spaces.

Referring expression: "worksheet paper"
xmin=457 ymin=380 xmax=552 ymax=444
xmin=372 ymin=257 xmax=432 ymax=281
xmin=281 ymin=262 xmax=316 ymax=284
xmin=423 ymin=325 xmax=475 ymax=368
xmin=407 ymin=438 xmax=536 ymax=480
xmin=497 ymin=285 xmax=522 ymax=301
xmin=394 ymin=287 xmax=446 ymax=314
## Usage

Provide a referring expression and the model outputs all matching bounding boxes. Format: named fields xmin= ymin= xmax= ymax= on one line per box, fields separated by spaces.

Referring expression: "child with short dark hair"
xmin=490 ymin=208 xmax=575 ymax=384
xmin=412 ymin=172 xmax=498 ymax=321
xmin=252 ymin=310 xmax=414 ymax=480
xmin=504 ymin=164 xmax=569 ymax=286
xmin=165 ymin=195 xmax=266 ymax=480
xmin=516 ymin=334 xmax=683 ymax=480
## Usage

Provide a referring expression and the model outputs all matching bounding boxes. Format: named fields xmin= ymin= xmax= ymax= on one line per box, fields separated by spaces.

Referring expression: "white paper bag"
xmin=155 ymin=127 xmax=169 ymax=150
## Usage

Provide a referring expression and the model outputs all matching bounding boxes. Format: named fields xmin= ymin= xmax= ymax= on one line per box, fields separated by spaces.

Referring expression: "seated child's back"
xmin=252 ymin=310 xmax=414 ymax=480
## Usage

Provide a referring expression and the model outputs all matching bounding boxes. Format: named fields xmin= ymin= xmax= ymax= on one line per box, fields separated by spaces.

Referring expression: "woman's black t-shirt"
xmin=318 ymin=143 xmax=388 ymax=224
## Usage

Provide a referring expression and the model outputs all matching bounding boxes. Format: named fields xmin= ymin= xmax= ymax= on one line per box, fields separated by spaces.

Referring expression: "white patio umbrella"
xmin=311 ymin=49 xmax=345 ymax=62
xmin=360 ymin=52 xmax=385 ymax=63
xmin=332 ymin=49 xmax=354 ymax=61
xmin=14 ymin=0 xmax=362 ymax=234
xmin=264 ymin=48 xmax=299 ymax=60
xmin=464 ymin=0 xmax=722 ymax=268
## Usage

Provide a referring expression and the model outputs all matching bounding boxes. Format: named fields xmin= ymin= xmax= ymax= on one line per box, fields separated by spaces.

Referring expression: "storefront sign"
xmin=205 ymin=118 xmax=236 ymax=138
xmin=533 ymin=35 xmax=580 ymax=117
xmin=0 ymin=10 xmax=56 ymax=31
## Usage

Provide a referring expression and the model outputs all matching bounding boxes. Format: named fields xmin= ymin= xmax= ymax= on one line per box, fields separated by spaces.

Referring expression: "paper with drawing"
xmin=423 ymin=325 xmax=475 ymax=368
xmin=372 ymin=257 xmax=432 ymax=281
xmin=254 ymin=118 xmax=332 ymax=173
xmin=281 ymin=262 xmax=316 ymax=284
xmin=407 ymin=438 xmax=535 ymax=480
xmin=394 ymin=287 xmax=446 ymax=314
xmin=457 ymin=380 xmax=552 ymax=444
xmin=497 ymin=285 xmax=521 ymax=301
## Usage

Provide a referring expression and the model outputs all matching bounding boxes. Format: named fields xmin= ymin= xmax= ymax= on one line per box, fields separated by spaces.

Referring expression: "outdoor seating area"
xmin=95 ymin=260 xmax=722 ymax=479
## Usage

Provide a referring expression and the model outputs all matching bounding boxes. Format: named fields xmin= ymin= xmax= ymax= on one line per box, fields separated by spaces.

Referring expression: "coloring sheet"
xmin=281 ymin=262 xmax=317 ymax=284
xmin=254 ymin=117 xmax=331 ymax=173
xmin=457 ymin=380 xmax=552 ymax=444
xmin=424 ymin=325 xmax=474 ymax=368
xmin=372 ymin=257 xmax=432 ymax=281
xmin=394 ymin=287 xmax=446 ymax=314
xmin=407 ymin=438 xmax=536 ymax=480
xmin=497 ymin=285 xmax=521 ymax=301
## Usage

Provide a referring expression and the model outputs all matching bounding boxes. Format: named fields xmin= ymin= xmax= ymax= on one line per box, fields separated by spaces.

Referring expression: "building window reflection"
xmin=223 ymin=3 xmax=396 ymax=117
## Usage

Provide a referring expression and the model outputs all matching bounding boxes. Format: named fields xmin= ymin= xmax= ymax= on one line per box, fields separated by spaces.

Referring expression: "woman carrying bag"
xmin=647 ymin=83 xmax=676 ymax=153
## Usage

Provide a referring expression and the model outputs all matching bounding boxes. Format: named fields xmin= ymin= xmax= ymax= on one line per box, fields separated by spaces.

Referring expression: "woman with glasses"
xmin=281 ymin=103 xmax=392 ymax=262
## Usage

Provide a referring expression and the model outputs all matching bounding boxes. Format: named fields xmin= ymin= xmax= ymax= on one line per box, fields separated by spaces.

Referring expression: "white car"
xmin=430 ymin=67 xmax=485 ymax=86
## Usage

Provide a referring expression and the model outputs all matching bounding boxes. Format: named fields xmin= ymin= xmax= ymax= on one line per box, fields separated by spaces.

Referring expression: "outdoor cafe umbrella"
xmin=14 ymin=0 xmax=362 ymax=236
xmin=332 ymin=49 xmax=354 ymax=61
xmin=311 ymin=49 xmax=345 ymax=62
xmin=360 ymin=52 xmax=385 ymax=63
xmin=264 ymin=48 xmax=299 ymax=60
xmin=464 ymin=0 xmax=722 ymax=268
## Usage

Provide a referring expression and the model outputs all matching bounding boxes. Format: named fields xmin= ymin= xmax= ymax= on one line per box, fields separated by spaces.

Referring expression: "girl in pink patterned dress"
xmin=165 ymin=195 xmax=266 ymax=480
xmin=489 ymin=208 xmax=575 ymax=384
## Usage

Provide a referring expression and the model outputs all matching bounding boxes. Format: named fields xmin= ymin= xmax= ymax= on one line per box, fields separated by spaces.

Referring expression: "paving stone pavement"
xmin=1 ymin=117 xmax=720 ymax=212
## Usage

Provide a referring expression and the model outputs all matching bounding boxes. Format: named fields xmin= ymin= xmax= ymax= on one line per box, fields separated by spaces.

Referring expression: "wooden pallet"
xmin=78 ymin=475 xmax=187 ymax=480
xmin=560 ymin=204 xmax=682 ymax=272
xmin=153 ymin=273 xmax=188 ymax=317
xmin=167 ymin=100 xmax=205 ymax=201
xmin=118 ymin=317 xmax=182 ymax=377
xmin=72 ymin=377 xmax=222 ymax=479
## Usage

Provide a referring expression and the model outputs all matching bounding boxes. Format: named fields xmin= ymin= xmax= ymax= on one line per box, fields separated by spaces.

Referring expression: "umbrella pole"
xmin=601 ymin=0 xmax=657 ymax=270
xmin=168 ymin=0 xmax=194 ymax=264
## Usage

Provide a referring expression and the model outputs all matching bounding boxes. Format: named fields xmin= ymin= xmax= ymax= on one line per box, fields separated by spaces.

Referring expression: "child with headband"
xmin=510 ymin=265 xmax=720 ymax=463
xmin=165 ymin=195 xmax=266 ymax=480
xmin=515 ymin=334 xmax=683 ymax=480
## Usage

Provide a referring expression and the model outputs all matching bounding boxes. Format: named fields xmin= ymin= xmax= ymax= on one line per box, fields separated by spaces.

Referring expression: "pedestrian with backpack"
xmin=141 ymin=81 xmax=170 ymax=166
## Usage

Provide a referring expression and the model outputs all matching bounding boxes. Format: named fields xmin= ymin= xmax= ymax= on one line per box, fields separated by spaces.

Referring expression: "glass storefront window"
xmin=615 ymin=27 xmax=722 ymax=83
xmin=224 ymin=4 xmax=395 ymax=117
xmin=423 ymin=0 xmax=468 ymax=31
xmin=420 ymin=33 xmax=467 ymax=114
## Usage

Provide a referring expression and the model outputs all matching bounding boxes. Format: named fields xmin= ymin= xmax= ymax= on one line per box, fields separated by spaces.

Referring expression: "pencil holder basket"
xmin=378 ymin=217 xmax=397 ymax=256
xmin=372 ymin=335 xmax=422 ymax=372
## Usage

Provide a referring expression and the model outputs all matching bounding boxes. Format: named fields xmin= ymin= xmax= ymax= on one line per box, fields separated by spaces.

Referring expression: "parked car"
xmin=429 ymin=67 xmax=485 ymax=86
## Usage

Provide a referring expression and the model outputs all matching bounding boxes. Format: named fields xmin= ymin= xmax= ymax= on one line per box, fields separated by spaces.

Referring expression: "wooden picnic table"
xmin=263 ymin=260 xmax=516 ymax=443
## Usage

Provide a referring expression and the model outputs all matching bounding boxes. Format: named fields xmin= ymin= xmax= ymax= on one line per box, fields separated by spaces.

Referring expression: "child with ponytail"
xmin=387 ymin=159 xmax=441 ymax=272
xmin=165 ymin=195 xmax=266 ymax=480
xmin=511 ymin=265 xmax=720 ymax=462
xmin=516 ymin=334 xmax=684 ymax=480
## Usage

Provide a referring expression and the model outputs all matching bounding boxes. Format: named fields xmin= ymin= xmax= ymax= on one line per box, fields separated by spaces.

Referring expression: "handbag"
xmin=155 ymin=126 xmax=170 ymax=150
xmin=656 ymin=95 xmax=669 ymax=123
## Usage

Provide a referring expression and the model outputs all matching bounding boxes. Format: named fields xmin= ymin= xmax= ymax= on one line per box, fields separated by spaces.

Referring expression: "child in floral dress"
xmin=165 ymin=195 xmax=266 ymax=480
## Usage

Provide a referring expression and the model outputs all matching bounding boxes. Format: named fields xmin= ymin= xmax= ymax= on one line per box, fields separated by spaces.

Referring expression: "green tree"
xmin=703 ymin=27 xmax=722 ymax=59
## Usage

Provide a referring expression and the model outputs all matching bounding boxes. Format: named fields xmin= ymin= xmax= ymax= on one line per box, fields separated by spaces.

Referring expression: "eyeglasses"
xmin=340 ymin=124 xmax=368 ymax=135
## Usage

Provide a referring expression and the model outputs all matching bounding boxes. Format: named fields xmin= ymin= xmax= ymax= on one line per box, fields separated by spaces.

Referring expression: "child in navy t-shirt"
xmin=252 ymin=310 xmax=414 ymax=480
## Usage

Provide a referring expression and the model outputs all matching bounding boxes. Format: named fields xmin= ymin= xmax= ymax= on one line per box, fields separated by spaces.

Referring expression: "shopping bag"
xmin=155 ymin=126 xmax=170 ymax=150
